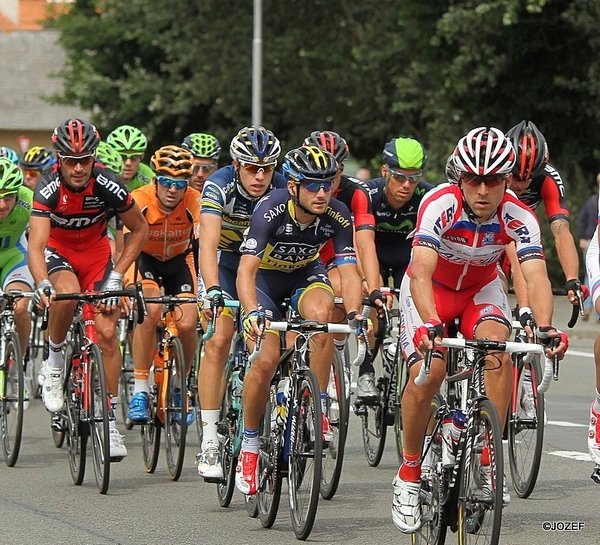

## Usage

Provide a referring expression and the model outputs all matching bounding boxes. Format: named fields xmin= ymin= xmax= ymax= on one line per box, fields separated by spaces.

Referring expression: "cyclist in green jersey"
xmin=106 ymin=124 xmax=153 ymax=192
xmin=181 ymin=133 xmax=221 ymax=193
xmin=0 ymin=159 xmax=36 ymax=405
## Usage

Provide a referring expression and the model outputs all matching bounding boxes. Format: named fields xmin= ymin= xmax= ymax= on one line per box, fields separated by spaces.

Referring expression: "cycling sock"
xmin=594 ymin=390 xmax=600 ymax=413
xmin=242 ymin=428 xmax=259 ymax=454
xmin=321 ymin=391 xmax=327 ymax=415
xmin=133 ymin=369 xmax=149 ymax=394
xmin=110 ymin=396 xmax=118 ymax=413
xmin=201 ymin=409 xmax=220 ymax=448
xmin=399 ymin=451 xmax=421 ymax=482
xmin=48 ymin=338 xmax=65 ymax=371
xmin=359 ymin=349 xmax=375 ymax=375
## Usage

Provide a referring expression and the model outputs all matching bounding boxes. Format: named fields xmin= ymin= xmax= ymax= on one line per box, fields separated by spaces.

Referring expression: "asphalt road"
xmin=1 ymin=296 xmax=599 ymax=545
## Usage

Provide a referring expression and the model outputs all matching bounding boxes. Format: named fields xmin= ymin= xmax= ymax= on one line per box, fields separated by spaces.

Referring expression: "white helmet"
xmin=452 ymin=127 xmax=515 ymax=177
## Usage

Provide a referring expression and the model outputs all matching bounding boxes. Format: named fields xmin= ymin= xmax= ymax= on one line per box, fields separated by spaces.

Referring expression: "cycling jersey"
xmin=409 ymin=184 xmax=544 ymax=291
xmin=126 ymin=162 xmax=153 ymax=192
xmin=365 ymin=177 xmax=435 ymax=284
xmin=319 ymin=175 xmax=374 ymax=267
xmin=32 ymin=166 xmax=134 ymax=255
xmin=127 ymin=183 xmax=200 ymax=261
xmin=201 ymin=165 xmax=286 ymax=254
xmin=242 ymin=188 xmax=357 ymax=272
xmin=514 ymin=163 xmax=569 ymax=223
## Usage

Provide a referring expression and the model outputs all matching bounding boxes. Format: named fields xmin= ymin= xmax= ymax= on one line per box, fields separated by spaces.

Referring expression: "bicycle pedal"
xmin=110 ymin=456 xmax=125 ymax=463
xmin=202 ymin=476 xmax=226 ymax=484
xmin=353 ymin=403 xmax=367 ymax=416
xmin=591 ymin=466 xmax=600 ymax=484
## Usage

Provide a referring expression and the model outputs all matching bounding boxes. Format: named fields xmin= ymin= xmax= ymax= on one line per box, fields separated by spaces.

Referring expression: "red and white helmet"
xmin=452 ymin=127 xmax=515 ymax=177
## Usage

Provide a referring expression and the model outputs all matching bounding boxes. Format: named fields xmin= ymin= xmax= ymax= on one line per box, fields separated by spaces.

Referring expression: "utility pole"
xmin=252 ymin=0 xmax=262 ymax=126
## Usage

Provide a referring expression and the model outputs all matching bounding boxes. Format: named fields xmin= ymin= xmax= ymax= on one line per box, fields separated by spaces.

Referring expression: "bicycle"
xmin=25 ymin=299 xmax=45 ymax=400
xmin=0 ymin=289 xmax=34 ymax=467
xmin=411 ymin=335 xmax=552 ymax=545
xmin=117 ymin=316 xmax=135 ymax=430
xmin=138 ymin=294 xmax=197 ymax=481
xmin=253 ymin=317 xmax=366 ymax=541
xmin=47 ymin=285 xmax=144 ymax=494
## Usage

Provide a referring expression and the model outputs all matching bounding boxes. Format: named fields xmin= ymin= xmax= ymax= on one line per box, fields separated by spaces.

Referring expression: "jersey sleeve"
xmin=540 ymin=165 xmax=569 ymax=223
xmin=412 ymin=186 xmax=459 ymax=251
xmin=32 ymin=174 xmax=59 ymax=217
xmin=330 ymin=202 xmax=357 ymax=266
xmin=349 ymin=187 xmax=375 ymax=232
xmin=240 ymin=197 xmax=278 ymax=260
xmin=201 ymin=179 xmax=226 ymax=217
xmin=502 ymin=198 xmax=545 ymax=263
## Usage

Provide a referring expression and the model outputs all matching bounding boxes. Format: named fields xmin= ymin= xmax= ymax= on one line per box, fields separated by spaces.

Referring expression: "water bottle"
xmin=441 ymin=412 xmax=455 ymax=467
xmin=447 ymin=410 xmax=466 ymax=467
xmin=276 ymin=377 xmax=290 ymax=426
xmin=383 ymin=337 xmax=396 ymax=361
xmin=231 ymin=368 xmax=243 ymax=411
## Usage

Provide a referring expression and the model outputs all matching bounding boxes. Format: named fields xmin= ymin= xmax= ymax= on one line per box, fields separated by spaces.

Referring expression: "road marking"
xmin=548 ymin=450 xmax=592 ymax=462
xmin=547 ymin=420 xmax=587 ymax=428
xmin=568 ymin=349 xmax=594 ymax=358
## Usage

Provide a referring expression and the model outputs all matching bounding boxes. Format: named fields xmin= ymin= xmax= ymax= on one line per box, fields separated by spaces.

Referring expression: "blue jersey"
xmin=242 ymin=189 xmax=357 ymax=272
xmin=201 ymin=164 xmax=286 ymax=254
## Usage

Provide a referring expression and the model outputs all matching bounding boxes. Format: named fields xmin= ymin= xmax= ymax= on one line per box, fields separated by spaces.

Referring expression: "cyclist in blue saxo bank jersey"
xmin=196 ymin=125 xmax=285 ymax=481
xmin=392 ymin=127 xmax=568 ymax=534
xmin=235 ymin=145 xmax=367 ymax=495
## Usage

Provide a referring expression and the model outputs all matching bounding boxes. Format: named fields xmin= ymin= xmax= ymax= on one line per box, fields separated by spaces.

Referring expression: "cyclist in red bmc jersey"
xmin=28 ymin=118 xmax=148 ymax=459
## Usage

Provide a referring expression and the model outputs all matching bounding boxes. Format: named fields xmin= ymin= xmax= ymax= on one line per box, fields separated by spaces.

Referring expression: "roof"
xmin=0 ymin=29 xmax=90 ymax=130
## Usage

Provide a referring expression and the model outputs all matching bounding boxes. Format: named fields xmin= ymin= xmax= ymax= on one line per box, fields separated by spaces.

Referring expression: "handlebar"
xmin=202 ymin=300 xmax=240 ymax=341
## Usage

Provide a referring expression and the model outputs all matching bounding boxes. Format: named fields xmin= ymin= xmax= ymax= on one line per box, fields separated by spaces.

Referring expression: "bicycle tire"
xmin=192 ymin=330 xmax=204 ymax=446
xmin=26 ymin=307 xmax=45 ymax=399
xmin=64 ymin=342 xmax=87 ymax=486
xmin=88 ymin=343 xmax=111 ymax=494
xmin=258 ymin=382 xmax=282 ymax=528
xmin=288 ymin=367 xmax=322 ymax=541
xmin=457 ymin=398 xmax=503 ymax=545
xmin=411 ymin=394 xmax=448 ymax=545
xmin=1 ymin=332 xmax=24 ymax=466
xmin=164 ymin=336 xmax=187 ymax=480
xmin=320 ymin=348 xmax=349 ymax=500
xmin=217 ymin=372 xmax=236 ymax=507
xmin=141 ymin=413 xmax=161 ymax=473
xmin=119 ymin=336 xmax=134 ymax=431
xmin=51 ymin=416 xmax=66 ymax=448
xmin=358 ymin=342 xmax=387 ymax=467
xmin=508 ymin=353 xmax=544 ymax=498
xmin=394 ymin=348 xmax=408 ymax=466
xmin=245 ymin=494 xmax=259 ymax=518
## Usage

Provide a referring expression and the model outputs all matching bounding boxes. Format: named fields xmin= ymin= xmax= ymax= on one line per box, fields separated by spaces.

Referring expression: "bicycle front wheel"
xmin=394 ymin=350 xmax=407 ymax=465
xmin=288 ymin=368 xmax=322 ymax=540
xmin=64 ymin=342 xmax=87 ymax=485
xmin=88 ymin=343 xmax=111 ymax=494
xmin=217 ymin=370 xmax=236 ymax=507
xmin=165 ymin=336 xmax=187 ymax=480
xmin=1 ymin=332 xmax=24 ymax=466
xmin=458 ymin=398 xmax=503 ymax=545
xmin=119 ymin=337 xmax=134 ymax=430
xmin=508 ymin=353 xmax=544 ymax=498
xmin=320 ymin=348 xmax=349 ymax=500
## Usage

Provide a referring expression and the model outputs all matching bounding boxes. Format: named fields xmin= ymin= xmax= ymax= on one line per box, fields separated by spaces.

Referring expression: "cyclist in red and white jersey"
xmin=28 ymin=118 xmax=148 ymax=458
xmin=392 ymin=127 xmax=568 ymax=534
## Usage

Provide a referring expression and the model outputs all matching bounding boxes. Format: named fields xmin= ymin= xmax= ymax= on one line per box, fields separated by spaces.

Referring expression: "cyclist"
xmin=28 ymin=118 xmax=149 ymax=458
xmin=392 ymin=127 xmax=568 ymax=533
xmin=0 ymin=158 xmax=36 ymax=406
xmin=125 ymin=145 xmax=200 ymax=426
xmin=19 ymin=146 xmax=57 ymax=190
xmin=196 ymin=125 xmax=285 ymax=481
xmin=303 ymin=130 xmax=384 ymax=398
xmin=235 ymin=146 xmax=366 ymax=495
xmin=505 ymin=120 xmax=584 ymax=305
xmin=106 ymin=124 xmax=154 ymax=192
xmin=359 ymin=137 xmax=435 ymax=398
xmin=181 ymin=132 xmax=221 ymax=193
xmin=0 ymin=147 xmax=19 ymax=165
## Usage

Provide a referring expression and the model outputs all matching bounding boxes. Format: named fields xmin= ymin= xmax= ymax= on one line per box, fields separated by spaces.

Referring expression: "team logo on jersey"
xmin=180 ymin=284 xmax=192 ymax=293
xmin=83 ymin=195 xmax=102 ymax=210
xmin=481 ymin=232 xmax=495 ymax=246
xmin=271 ymin=242 xmax=318 ymax=262
xmin=479 ymin=305 xmax=494 ymax=316
xmin=144 ymin=271 xmax=155 ymax=280
xmin=245 ymin=238 xmax=258 ymax=250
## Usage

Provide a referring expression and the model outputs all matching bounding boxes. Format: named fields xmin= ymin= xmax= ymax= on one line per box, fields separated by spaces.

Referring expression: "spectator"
xmin=355 ymin=167 xmax=372 ymax=181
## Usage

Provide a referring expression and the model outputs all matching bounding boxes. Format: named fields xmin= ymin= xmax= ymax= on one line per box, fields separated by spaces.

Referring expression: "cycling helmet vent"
xmin=181 ymin=133 xmax=221 ymax=160
xmin=52 ymin=118 xmax=100 ymax=154
xmin=453 ymin=127 xmax=515 ymax=176
xmin=282 ymin=146 xmax=338 ymax=183
xmin=106 ymin=125 xmax=148 ymax=153
xmin=303 ymin=131 xmax=349 ymax=163
xmin=506 ymin=120 xmax=549 ymax=180
xmin=0 ymin=158 xmax=23 ymax=192
xmin=150 ymin=145 xmax=194 ymax=178
xmin=230 ymin=126 xmax=281 ymax=163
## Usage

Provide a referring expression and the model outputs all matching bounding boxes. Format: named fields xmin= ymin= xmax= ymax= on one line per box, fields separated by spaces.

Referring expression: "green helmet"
xmin=0 ymin=158 xmax=23 ymax=192
xmin=106 ymin=125 xmax=148 ymax=154
xmin=181 ymin=133 xmax=221 ymax=160
xmin=382 ymin=137 xmax=427 ymax=170
xmin=96 ymin=141 xmax=124 ymax=175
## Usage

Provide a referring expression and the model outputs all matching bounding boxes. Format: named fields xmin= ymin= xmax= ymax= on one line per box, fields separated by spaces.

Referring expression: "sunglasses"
xmin=301 ymin=180 xmax=334 ymax=193
xmin=156 ymin=176 xmax=188 ymax=190
xmin=387 ymin=167 xmax=421 ymax=184
xmin=195 ymin=164 xmax=217 ymax=173
xmin=239 ymin=161 xmax=277 ymax=174
xmin=0 ymin=192 xmax=17 ymax=201
xmin=58 ymin=153 xmax=96 ymax=167
xmin=23 ymin=169 xmax=42 ymax=177
xmin=120 ymin=153 xmax=143 ymax=161
xmin=461 ymin=173 xmax=507 ymax=188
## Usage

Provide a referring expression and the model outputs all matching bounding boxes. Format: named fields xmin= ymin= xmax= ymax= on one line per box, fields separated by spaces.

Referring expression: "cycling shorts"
xmin=586 ymin=226 xmax=600 ymax=307
xmin=0 ymin=247 xmax=34 ymax=290
xmin=399 ymin=273 xmax=512 ymax=368
xmin=125 ymin=251 xmax=196 ymax=296
xmin=197 ymin=250 xmax=240 ymax=320
xmin=45 ymin=245 xmax=113 ymax=291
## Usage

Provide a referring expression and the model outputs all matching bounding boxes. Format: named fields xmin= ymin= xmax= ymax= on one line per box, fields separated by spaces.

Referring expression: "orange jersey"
xmin=127 ymin=184 xmax=201 ymax=261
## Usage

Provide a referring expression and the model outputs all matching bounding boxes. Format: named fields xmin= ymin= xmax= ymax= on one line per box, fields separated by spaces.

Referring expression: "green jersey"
xmin=126 ymin=162 xmax=154 ymax=192
xmin=0 ymin=186 xmax=33 ymax=251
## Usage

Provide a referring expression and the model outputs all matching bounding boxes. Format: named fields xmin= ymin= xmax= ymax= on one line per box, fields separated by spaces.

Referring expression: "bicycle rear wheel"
xmin=217 ymin=372 xmax=236 ymax=507
xmin=508 ymin=354 xmax=544 ymax=498
xmin=141 ymin=412 xmax=161 ymax=473
xmin=288 ymin=368 xmax=322 ymax=540
xmin=119 ymin=336 xmax=134 ymax=430
xmin=26 ymin=306 xmax=45 ymax=399
xmin=320 ymin=348 xmax=349 ymax=500
xmin=192 ymin=330 xmax=204 ymax=446
xmin=88 ymin=343 xmax=111 ymax=494
xmin=411 ymin=394 xmax=448 ymax=545
xmin=394 ymin=350 xmax=407 ymax=465
xmin=458 ymin=398 xmax=503 ymax=545
xmin=64 ymin=343 xmax=87 ymax=486
xmin=258 ymin=382 xmax=282 ymax=528
xmin=357 ymin=344 xmax=387 ymax=467
xmin=164 ymin=336 xmax=187 ymax=480
xmin=1 ymin=332 xmax=24 ymax=467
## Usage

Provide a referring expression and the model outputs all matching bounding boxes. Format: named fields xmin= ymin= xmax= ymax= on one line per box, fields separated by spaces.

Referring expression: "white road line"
xmin=548 ymin=450 xmax=592 ymax=462
xmin=568 ymin=349 xmax=594 ymax=358
xmin=547 ymin=420 xmax=587 ymax=428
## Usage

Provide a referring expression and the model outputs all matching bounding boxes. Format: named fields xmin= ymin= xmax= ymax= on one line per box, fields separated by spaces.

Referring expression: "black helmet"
xmin=282 ymin=146 xmax=338 ymax=183
xmin=506 ymin=120 xmax=549 ymax=180
xmin=303 ymin=131 xmax=349 ymax=164
xmin=51 ymin=118 xmax=100 ymax=155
